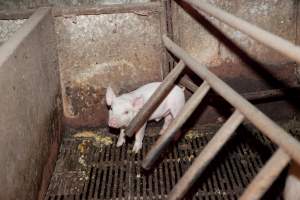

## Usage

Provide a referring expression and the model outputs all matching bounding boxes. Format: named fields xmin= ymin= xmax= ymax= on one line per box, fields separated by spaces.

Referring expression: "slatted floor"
xmin=45 ymin=125 xmax=289 ymax=200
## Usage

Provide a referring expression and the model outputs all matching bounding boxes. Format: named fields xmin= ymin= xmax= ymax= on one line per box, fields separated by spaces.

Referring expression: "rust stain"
xmin=63 ymin=83 xmax=107 ymax=127
xmin=55 ymin=12 xmax=163 ymax=127
xmin=37 ymin=96 xmax=63 ymax=200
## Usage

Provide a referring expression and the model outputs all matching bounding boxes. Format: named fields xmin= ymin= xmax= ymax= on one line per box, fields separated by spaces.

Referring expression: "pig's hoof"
xmin=132 ymin=142 xmax=142 ymax=153
xmin=116 ymin=138 xmax=125 ymax=147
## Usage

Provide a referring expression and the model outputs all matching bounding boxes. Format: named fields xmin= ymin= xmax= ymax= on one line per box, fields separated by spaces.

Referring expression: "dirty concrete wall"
xmin=0 ymin=0 xmax=154 ymax=10
xmin=173 ymin=0 xmax=298 ymax=91
xmin=0 ymin=0 xmax=47 ymax=10
xmin=48 ymin=0 xmax=154 ymax=7
xmin=171 ymin=0 xmax=300 ymax=124
xmin=0 ymin=19 xmax=26 ymax=44
xmin=56 ymin=4 xmax=164 ymax=127
xmin=0 ymin=8 xmax=61 ymax=200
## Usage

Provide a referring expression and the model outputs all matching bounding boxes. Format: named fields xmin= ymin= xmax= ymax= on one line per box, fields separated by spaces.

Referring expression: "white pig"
xmin=284 ymin=161 xmax=300 ymax=200
xmin=106 ymin=82 xmax=185 ymax=153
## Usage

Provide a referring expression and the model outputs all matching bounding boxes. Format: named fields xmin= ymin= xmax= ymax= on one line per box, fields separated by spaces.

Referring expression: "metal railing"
xmin=125 ymin=1 xmax=300 ymax=199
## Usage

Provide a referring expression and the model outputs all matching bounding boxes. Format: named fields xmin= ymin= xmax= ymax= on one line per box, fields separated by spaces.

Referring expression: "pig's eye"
xmin=124 ymin=111 xmax=129 ymax=115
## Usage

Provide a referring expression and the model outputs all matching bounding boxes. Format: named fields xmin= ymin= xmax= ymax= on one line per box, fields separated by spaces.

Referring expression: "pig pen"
xmin=1 ymin=0 xmax=300 ymax=200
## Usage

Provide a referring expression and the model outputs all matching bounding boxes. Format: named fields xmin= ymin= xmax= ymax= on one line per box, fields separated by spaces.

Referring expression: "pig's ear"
xmin=132 ymin=96 xmax=144 ymax=109
xmin=106 ymin=86 xmax=116 ymax=106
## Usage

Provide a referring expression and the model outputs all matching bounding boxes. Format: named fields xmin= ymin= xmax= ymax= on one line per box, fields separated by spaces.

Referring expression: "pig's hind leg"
xmin=159 ymin=114 xmax=173 ymax=135
xmin=158 ymin=105 xmax=181 ymax=136
xmin=132 ymin=123 xmax=147 ymax=153
xmin=170 ymin=103 xmax=184 ymax=140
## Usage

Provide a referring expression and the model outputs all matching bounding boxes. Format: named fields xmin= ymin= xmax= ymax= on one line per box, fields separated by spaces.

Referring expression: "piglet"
xmin=284 ymin=161 xmax=300 ymax=200
xmin=106 ymin=82 xmax=185 ymax=153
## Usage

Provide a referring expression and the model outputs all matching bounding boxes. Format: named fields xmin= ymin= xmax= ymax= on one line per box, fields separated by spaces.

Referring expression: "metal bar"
xmin=0 ymin=2 xmax=161 ymax=19
xmin=163 ymin=35 xmax=300 ymax=167
xmin=125 ymin=61 xmax=185 ymax=137
xmin=231 ymin=86 xmax=300 ymax=101
xmin=0 ymin=9 xmax=35 ymax=20
xmin=239 ymin=148 xmax=291 ymax=200
xmin=160 ymin=0 xmax=170 ymax=79
xmin=183 ymin=0 xmax=300 ymax=64
xmin=142 ymin=81 xmax=210 ymax=169
xmin=53 ymin=2 xmax=161 ymax=17
xmin=179 ymin=75 xmax=198 ymax=93
xmin=168 ymin=110 xmax=244 ymax=200
xmin=180 ymin=76 xmax=300 ymax=101
xmin=208 ymin=86 xmax=300 ymax=104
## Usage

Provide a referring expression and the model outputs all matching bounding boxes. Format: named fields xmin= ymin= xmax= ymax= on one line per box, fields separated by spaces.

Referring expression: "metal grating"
xmin=45 ymin=126 xmax=287 ymax=200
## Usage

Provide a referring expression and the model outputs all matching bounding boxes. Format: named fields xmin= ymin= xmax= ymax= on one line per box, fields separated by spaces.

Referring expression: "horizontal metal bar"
xmin=183 ymin=0 xmax=300 ymax=64
xmin=125 ymin=60 xmax=185 ymax=137
xmin=162 ymin=35 xmax=300 ymax=167
xmin=0 ymin=2 xmax=161 ymax=19
xmin=207 ymin=86 xmax=300 ymax=105
xmin=0 ymin=9 xmax=35 ymax=20
xmin=179 ymin=75 xmax=198 ymax=93
xmin=168 ymin=110 xmax=244 ymax=200
xmin=180 ymin=76 xmax=300 ymax=101
xmin=239 ymin=148 xmax=291 ymax=200
xmin=53 ymin=2 xmax=161 ymax=17
xmin=233 ymin=86 xmax=300 ymax=101
xmin=142 ymin=81 xmax=210 ymax=169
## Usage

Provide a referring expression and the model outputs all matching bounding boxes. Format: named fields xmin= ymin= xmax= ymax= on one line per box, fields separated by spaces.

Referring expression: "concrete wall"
xmin=56 ymin=3 xmax=164 ymax=127
xmin=0 ymin=19 xmax=26 ymax=44
xmin=0 ymin=8 xmax=61 ymax=200
xmin=171 ymin=0 xmax=300 ymax=124
xmin=0 ymin=0 xmax=154 ymax=10
xmin=172 ymin=0 xmax=298 ymax=91
xmin=0 ymin=1 xmax=166 ymax=128
xmin=55 ymin=0 xmax=300 ymax=127
xmin=2 ymin=0 xmax=299 ymax=128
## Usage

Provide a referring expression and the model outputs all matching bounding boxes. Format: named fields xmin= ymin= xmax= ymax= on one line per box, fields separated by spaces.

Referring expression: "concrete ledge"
xmin=0 ymin=7 xmax=61 ymax=200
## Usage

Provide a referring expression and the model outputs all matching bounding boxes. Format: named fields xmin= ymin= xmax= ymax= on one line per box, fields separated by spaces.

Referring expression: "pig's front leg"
xmin=117 ymin=129 xmax=126 ymax=147
xmin=132 ymin=123 xmax=146 ymax=153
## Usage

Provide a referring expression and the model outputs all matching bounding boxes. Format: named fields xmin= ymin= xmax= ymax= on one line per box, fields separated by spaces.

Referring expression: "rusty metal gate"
xmin=125 ymin=1 xmax=300 ymax=199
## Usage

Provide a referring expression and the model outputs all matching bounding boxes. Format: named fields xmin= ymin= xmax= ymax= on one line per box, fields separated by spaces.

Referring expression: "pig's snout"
xmin=108 ymin=118 xmax=119 ymax=128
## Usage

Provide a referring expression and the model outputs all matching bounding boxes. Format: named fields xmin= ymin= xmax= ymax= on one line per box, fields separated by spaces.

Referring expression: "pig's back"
xmin=131 ymin=82 xmax=185 ymax=120
xmin=132 ymin=82 xmax=183 ymax=102
xmin=132 ymin=82 xmax=161 ymax=99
